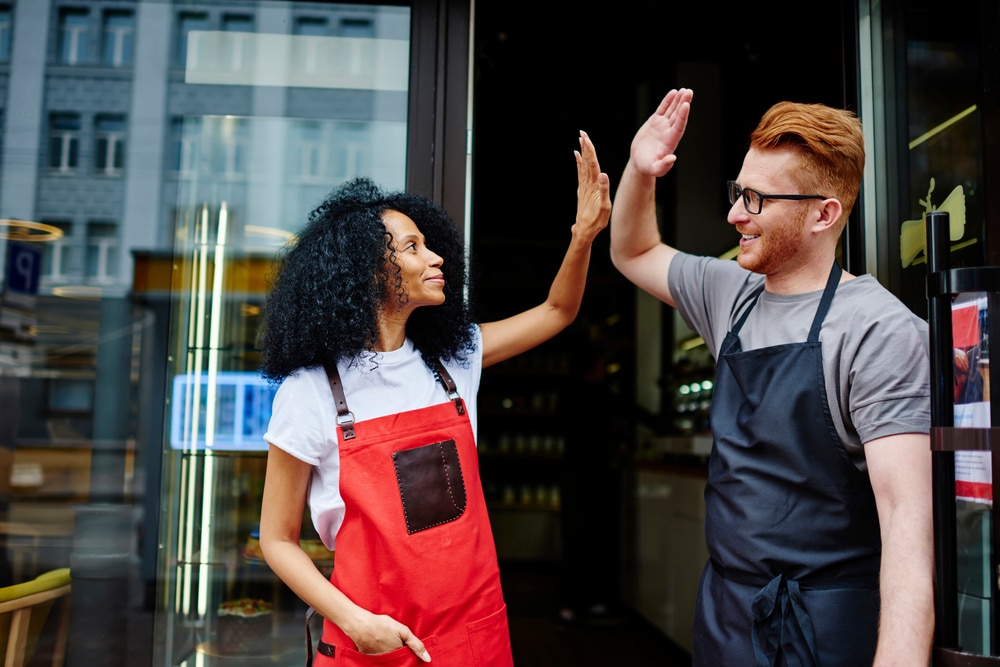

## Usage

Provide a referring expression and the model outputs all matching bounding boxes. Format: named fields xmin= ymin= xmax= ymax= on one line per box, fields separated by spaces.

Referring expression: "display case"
xmin=155 ymin=202 xmax=326 ymax=666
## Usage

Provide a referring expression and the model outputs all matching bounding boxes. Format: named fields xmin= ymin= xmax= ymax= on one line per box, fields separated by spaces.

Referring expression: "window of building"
xmin=331 ymin=121 xmax=370 ymax=182
xmin=58 ymin=7 xmax=90 ymax=65
xmin=94 ymin=114 xmax=126 ymax=175
xmin=85 ymin=221 xmax=119 ymax=283
xmin=40 ymin=220 xmax=74 ymax=281
xmin=339 ymin=17 xmax=374 ymax=38
xmin=209 ymin=117 xmax=248 ymax=179
xmin=49 ymin=113 xmax=81 ymax=173
xmin=221 ymin=14 xmax=254 ymax=72
xmin=0 ymin=6 xmax=13 ymax=62
xmin=176 ymin=11 xmax=209 ymax=69
xmin=171 ymin=116 xmax=202 ymax=176
xmin=293 ymin=16 xmax=327 ymax=73
xmin=291 ymin=120 xmax=326 ymax=181
xmin=101 ymin=9 xmax=134 ymax=67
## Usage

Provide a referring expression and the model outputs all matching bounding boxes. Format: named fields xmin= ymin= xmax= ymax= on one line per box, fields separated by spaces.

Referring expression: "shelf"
xmin=487 ymin=502 xmax=559 ymax=513
xmin=479 ymin=452 xmax=563 ymax=461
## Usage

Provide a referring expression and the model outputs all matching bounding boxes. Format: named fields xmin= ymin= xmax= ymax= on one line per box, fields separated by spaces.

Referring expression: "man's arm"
xmin=609 ymin=88 xmax=693 ymax=307
xmin=865 ymin=432 xmax=934 ymax=666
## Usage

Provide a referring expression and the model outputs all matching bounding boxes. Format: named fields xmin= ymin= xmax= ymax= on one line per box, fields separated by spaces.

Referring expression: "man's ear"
xmin=810 ymin=198 xmax=844 ymax=234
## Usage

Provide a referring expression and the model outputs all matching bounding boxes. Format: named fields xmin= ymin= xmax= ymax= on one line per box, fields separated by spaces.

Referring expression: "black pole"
xmin=926 ymin=209 xmax=959 ymax=649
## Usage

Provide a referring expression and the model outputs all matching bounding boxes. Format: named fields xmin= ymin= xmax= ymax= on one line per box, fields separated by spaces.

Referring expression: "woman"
xmin=257 ymin=131 xmax=610 ymax=666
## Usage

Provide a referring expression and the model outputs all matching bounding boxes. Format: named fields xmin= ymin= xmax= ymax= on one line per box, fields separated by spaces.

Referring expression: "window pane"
xmin=222 ymin=14 xmax=253 ymax=33
xmin=172 ymin=116 xmax=202 ymax=174
xmin=40 ymin=221 xmax=72 ymax=278
xmin=177 ymin=12 xmax=209 ymax=68
xmin=94 ymin=115 xmax=126 ymax=174
xmin=85 ymin=222 xmax=118 ymax=280
xmin=293 ymin=17 xmax=327 ymax=36
xmin=102 ymin=10 xmax=134 ymax=67
xmin=339 ymin=18 xmax=374 ymax=38
xmin=58 ymin=8 xmax=90 ymax=65
xmin=49 ymin=113 xmax=80 ymax=171
xmin=0 ymin=8 xmax=12 ymax=61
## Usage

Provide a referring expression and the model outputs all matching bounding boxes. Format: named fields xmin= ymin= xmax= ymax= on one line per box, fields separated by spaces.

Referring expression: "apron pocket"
xmin=392 ymin=439 xmax=467 ymax=534
xmin=467 ymin=604 xmax=513 ymax=667
xmin=328 ymin=636 xmax=439 ymax=666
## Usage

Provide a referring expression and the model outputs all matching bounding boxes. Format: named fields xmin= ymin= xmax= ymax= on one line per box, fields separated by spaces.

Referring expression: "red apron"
xmin=313 ymin=363 xmax=514 ymax=667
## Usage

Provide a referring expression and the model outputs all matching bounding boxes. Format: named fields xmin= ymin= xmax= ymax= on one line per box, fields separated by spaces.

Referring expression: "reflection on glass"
xmin=951 ymin=293 xmax=994 ymax=655
xmin=156 ymin=5 xmax=411 ymax=664
xmin=0 ymin=2 xmax=411 ymax=664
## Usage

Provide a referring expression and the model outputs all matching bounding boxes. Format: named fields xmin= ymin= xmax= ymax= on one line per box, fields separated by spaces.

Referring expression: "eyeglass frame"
xmin=727 ymin=180 xmax=829 ymax=215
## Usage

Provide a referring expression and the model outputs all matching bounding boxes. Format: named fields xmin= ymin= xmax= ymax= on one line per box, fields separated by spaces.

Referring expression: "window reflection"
xmin=48 ymin=114 xmax=80 ymax=173
xmin=0 ymin=3 xmax=413 ymax=665
xmin=57 ymin=7 xmax=89 ymax=66
xmin=101 ymin=9 xmax=134 ymax=67
xmin=0 ymin=6 xmax=12 ymax=62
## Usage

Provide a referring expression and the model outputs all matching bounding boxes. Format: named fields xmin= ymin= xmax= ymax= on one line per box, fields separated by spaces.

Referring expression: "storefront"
xmin=0 ymin=0 xmax=996 ymax=664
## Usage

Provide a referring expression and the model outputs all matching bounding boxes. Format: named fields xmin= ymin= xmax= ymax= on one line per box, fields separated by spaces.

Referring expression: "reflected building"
xmin=0 ymin=2 xmax=413 ymax=664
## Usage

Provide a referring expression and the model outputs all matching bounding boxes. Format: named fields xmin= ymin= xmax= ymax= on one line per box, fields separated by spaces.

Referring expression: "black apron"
xmin=692 ymin=263 xmax=882 ymax=667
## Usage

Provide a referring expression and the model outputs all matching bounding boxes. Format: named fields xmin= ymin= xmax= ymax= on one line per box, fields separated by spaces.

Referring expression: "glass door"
xmin=154 ymin=4 xmax=412 ymax=665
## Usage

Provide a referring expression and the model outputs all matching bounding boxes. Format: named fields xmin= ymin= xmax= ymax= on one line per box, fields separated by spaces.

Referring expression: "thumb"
xmin=401 ymin=631 xmax=431 ymax=662
xmin=651 ymin=154 xmax=678 ymax=177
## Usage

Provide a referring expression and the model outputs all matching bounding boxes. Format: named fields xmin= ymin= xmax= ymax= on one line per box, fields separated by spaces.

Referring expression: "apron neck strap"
xmin=427 ymin=359 xmax=466 ymax=416
xmin=807 ymin=262 xmax=842 ymax=343
xmin=325 ymin=365 xmax=356 ymax=440
xmin=324 ymin=358 xmax=466 ymax=432
xmin=730 ymin=262 xmax=843 ymax=341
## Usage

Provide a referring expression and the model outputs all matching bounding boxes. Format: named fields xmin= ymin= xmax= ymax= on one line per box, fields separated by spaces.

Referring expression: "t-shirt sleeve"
xmin=668 ymin=252 xmax=760 ymax=358
xmin=263 ymin=369 xmax=336 ymax=465
xmin=846 ymin=308 xmax=931 ymax=443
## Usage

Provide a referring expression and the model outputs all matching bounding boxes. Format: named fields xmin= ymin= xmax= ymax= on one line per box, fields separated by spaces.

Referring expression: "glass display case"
xmin=156 ymin=200 xmax=304 ymax=665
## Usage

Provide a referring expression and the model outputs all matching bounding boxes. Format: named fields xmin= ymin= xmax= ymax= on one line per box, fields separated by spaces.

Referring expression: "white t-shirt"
xmin=263 ymin=327 xmax=483 ymax=549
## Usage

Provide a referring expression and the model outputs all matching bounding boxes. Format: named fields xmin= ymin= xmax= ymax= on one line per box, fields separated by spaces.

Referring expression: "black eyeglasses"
xmin=727 ymin=180 xmax=828 ymax=215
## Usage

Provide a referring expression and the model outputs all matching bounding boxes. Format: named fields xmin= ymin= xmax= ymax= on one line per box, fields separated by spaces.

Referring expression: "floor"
xmin=501 ymin=561 xmax=692 ymax=667
xmin=24 ymin=547 xmax=693 ymax=667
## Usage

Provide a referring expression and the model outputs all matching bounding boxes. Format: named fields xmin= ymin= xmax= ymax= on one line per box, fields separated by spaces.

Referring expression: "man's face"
xmin=727 ymin=148 xmax=816 ymax=276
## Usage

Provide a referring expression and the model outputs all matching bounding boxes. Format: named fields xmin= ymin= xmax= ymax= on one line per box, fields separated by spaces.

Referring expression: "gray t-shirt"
xmin=669 ymin=252 xmax=931 ymax=469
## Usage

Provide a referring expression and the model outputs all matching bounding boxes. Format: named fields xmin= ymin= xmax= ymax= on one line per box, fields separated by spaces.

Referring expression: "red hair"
xmin=750 ymin=102 xmax=865 ymax=229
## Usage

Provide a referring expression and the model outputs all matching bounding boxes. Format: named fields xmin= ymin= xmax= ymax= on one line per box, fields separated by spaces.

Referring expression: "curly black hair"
xmin=257 ymin=178 xmax=477 ymax=382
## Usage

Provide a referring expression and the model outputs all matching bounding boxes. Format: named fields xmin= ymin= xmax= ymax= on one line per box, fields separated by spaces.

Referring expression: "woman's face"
xmin=381 ymin=209 xmax=446 ymax=313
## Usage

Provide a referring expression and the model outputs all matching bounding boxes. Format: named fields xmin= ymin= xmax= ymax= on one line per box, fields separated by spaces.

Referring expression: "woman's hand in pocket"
xmin=345 ymin=611 xmax=432 ymax=662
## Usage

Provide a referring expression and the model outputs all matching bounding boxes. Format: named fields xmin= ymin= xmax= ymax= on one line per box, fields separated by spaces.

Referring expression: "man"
xmin=609 ymin=88 xmax=933 ymax=666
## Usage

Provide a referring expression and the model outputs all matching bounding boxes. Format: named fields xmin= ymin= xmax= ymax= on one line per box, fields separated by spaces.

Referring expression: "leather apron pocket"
xmin=392 ymin=439 xmax=467 ymax=534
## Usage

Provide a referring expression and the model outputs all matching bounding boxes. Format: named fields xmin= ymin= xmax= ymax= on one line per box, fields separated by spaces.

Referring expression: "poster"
xmin=952 ymin=295 xmax=991 ymax=506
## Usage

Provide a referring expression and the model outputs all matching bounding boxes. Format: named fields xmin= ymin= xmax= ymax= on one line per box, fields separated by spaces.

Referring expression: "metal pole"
xmin=926 ymin=209 xmax=959 ymax=649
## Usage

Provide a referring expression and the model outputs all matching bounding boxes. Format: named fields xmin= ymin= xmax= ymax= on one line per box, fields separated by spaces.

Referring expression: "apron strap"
xmin=304 ymin=606 xmax=335 ymax=667
xmin=324 ymin=359 xmax=465 ymax=435
xmin=325 ymin=365 xmax=356 ymax=440
xmin=807 ymin=262 xmax=843 ymax=343
xmin=429 ymin=359 xmax=465 ymax=416
xmin=731 ymin=287 xmax=765 ymax=337
xmin=751 ymin=574 xmax=818 ymax=667
xmin=730 ymin=262 xmax=843 ymax=341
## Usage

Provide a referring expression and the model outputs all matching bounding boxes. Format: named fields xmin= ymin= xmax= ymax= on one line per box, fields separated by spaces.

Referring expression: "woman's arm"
xmin=480 ymin=130 xmax=610 ymax=368
xmin=259 ymin=444 xmax=431 ymax=661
